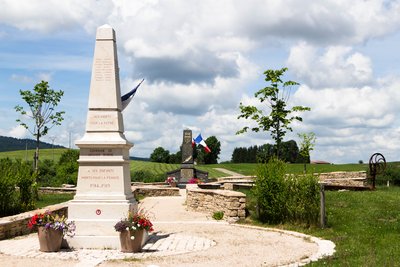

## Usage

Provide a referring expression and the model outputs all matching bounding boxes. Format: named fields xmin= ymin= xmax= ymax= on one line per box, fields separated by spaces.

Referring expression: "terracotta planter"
xmin=119 ymin=229 xmax=145 ymax=253
xmin=170 ymin=181 xmax=177 ymax=187
xmin=37 ymin=226 xmax=63 ymax=252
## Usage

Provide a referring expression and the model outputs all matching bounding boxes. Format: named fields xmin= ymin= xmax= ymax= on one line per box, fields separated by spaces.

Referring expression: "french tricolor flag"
xmin=121 ymin=79 xmax=144 ymax=111
xmin=193 ymin=133 xmax=211 ymax=153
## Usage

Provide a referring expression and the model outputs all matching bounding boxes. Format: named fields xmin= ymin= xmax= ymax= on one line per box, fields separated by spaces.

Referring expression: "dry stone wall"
xmin=318 ymin=171 xmax=367 ymax=186
xmin=0 ymin=203 xmax=68 ymax=240
xmin=186 ymin=187 xmax=246 ymax=222
xmin=133 ymin=186 xmax=180 ymax=198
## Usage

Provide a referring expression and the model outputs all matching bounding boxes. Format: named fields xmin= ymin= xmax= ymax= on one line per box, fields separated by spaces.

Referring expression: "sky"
xmin=1 ymin=0 xmax=400 ymax=164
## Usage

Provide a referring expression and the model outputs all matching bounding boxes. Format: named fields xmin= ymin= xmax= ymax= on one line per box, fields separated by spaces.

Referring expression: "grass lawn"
xmin=36 ymin=193 xmax=74 ymax=209
xmin=130 ymin=161 xmax=228 ymax=179
xmin=250 ymin=186 xmax=400 ymax=266
xmin=214 ymin=162 xmax=368 ymax=176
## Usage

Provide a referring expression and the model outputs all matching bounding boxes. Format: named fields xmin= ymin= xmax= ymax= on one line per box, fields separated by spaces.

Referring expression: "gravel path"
xmin=0 ymin=191 xmax=335 ymax=266
xmin=213 ymin=168 xmax=243 ymax=177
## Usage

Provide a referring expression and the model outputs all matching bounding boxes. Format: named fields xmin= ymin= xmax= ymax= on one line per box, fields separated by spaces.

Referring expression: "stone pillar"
xmin=180 ymin=129 xmax=194 ymax=182
xmin=67 ymin=25 xmax=137 ymax=249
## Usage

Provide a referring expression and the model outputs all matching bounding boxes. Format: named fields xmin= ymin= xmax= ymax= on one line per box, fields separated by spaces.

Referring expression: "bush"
xmin=252 ymin=157 xmax=320 ymax=225
xmin=131 ymin=170 xmax=165 ymax=183
xmin=37 ymin=159 xmax=56 ymax=186
xmin=0 ymin=158 xmax=35 ymax=216
xmin=375 ymin=163 xmax=400 ymax=186
xmin=55 ymin=149 xmax=79 ymax=186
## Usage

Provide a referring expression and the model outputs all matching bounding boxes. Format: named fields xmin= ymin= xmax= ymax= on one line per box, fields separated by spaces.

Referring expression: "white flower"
xmin=130 ymin=235 xmax=135 ymax=240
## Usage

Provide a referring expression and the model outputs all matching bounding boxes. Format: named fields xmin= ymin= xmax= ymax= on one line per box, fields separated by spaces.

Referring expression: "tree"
xmin=298 ymin=132 xmax=316 ymax=173
xmin=150 ymin=147 xmax=170 ymax=163
xmin=280 ymin=140 xmax=299 ymax=163
xmin=197 ymin=136 xmax=221 ymax=164
xmin=237 ymin=67 xmax=310 ymax=158
xmin=15 ymin=81 xmax=64 ymax=172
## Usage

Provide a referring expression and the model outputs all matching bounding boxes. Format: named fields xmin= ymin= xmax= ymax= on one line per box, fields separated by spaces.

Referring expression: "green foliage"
xmin=15 ymin=81 xmax=65 ymax=171
xmin=237 ymin=67 xmax=310 ymax=158
xmin=37 ymin=159 xmax=56 ymax=186
xmin=212 ymin=211 xmax=224 ymax=220
xmin=232 ymin=140 xmax=302 ymax=164
xmin=298 ymin=132 xmax=316 ymax=173
xmin=252 ymin=158 xmax=319 ymax=225
xmin=0 ymin=158 xmax=35 ymax=216
xmin=253 ymin=158 xmax=287 ymax=223
xmin=298 ymin=132 xmax=316 ymax=163
xmin=375 ymin=163 xmax=400 ymax=186
xmin=131 ymin=170 xmax=165 ymax=183
xmin=55 ymin=149 xmax=79 ymax=185
xmin=197 ymin=136 xmax=221 ymax=164
xmin=150 ymin=147 xmax=170 ymax=163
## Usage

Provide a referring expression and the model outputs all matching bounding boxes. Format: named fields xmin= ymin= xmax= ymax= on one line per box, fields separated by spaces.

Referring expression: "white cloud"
xmin=2 ymin=0 xmax=400 ymax=164
xmin=10 ymin=74 xmax=32 ymax=83
xmin=287 ymin=42 xmax=373 ymax=88
xmin=37 ymin=72 xmax=53 ymax=82
xmin=8 ymin=125 xmax=27 ymax=138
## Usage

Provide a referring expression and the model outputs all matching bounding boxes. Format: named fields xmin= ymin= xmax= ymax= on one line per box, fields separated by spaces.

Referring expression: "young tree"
xmin=15 ymin=81 xmax=64 ymax=172
xmin=237 ymin=67 xmax=310 ymax=158
xmin=298 ymin=132 xmax=316 ymax=173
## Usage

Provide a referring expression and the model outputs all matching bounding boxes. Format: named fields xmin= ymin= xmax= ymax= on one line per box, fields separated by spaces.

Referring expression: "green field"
xmin=0 ymin=148 xmax=371 ymax=179
xmin=0 ymin=148 xmax=70 ymax=162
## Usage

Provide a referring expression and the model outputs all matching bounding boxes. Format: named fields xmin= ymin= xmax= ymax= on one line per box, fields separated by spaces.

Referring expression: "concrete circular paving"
xmin=0 ymin=193 xmax=335 ymax=267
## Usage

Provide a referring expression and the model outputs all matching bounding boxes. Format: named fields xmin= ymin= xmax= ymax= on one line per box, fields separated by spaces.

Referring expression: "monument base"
xmin=67 ymin=199 xmax=137 ymax=249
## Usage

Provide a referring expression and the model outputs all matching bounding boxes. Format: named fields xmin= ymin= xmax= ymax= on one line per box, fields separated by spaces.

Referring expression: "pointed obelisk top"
xmin=87 ymin=24 xmax=121 ymax=110
xmin=96 ymin=24 xmax=115 ymax=40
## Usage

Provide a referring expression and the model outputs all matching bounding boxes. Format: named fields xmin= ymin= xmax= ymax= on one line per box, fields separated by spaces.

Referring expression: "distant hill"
xmin=0 ymin=136 xmax=65 ymax=152
xmin=130 ymin=156 xmax=150 ymax=161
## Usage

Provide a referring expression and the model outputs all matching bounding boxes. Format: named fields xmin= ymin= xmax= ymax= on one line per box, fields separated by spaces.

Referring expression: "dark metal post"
xmin=320 ymin=183 xmax=326 ymax=228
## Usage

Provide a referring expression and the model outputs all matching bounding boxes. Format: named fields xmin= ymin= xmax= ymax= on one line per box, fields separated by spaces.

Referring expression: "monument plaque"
xmin=67 ymin=25 xmax=137 ymax=249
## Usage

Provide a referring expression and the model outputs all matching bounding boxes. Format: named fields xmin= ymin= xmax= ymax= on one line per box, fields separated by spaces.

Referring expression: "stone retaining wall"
xmin=318 ymin=171 xmax=367 ymax=186
xmin=0 ymin=203 xmax=68 ymax=240
xmin=186 ymin=187 xmax=246 ymax=222
xmin=133 ymin=186 xmax=180 ymax=198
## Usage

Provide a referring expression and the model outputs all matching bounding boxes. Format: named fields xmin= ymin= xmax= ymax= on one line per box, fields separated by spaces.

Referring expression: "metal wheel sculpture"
xmin=369 ymin=153 xmax=386 ymax=189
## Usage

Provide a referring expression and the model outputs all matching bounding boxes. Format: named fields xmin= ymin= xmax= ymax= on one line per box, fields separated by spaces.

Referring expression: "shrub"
xmin=375 ymin=163 xmax=400 ymax=186
xmin=55 ymin=149 xmax=79 ymax=186
xmin=212 ymin=211 xmax=224 ymax=220
xmin=16 ymin=160 xmax=36 ymax=211
xmin=253 ymin=158 xmax=287 ymax=223
xmin=0 ymin=158 xmax=35 ymax=216
xmin=252 ymin=157 xmax=320 ymax=225
xmin=37 ymin=159 xmax=56 ymax=186
xmin=131 ymin=170 xmax=165 ymax=183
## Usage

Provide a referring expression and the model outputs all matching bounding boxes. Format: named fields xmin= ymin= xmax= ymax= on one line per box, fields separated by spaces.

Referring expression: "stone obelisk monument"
xmin=67 ymin=25 xmax=137 ymax=249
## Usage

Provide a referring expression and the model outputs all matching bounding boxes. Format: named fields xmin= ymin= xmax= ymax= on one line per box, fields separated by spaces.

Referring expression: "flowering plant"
xmin=28 ymin=210 xmax=75 ymax=237
xmin=165 ymin=176 xmax=177 ymax=184
xmin=114 ymin=209 xmax=154 ymax=235
xmin=188 ymin=177 xmax=202 ymax=184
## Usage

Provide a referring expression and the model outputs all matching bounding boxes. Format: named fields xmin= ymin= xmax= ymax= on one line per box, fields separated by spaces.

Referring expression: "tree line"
xmin=231 ymin=140 xmax=309 ymax=164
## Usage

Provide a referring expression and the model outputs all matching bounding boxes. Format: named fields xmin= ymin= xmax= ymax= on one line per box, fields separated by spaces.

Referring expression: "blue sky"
xmin=1 ymin=0 xmax=400 ymax=164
